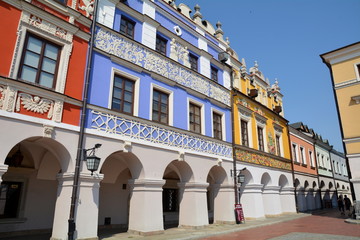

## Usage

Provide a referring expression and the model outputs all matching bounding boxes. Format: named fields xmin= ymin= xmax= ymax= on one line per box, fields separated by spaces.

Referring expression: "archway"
xmin=1 ymin=137 xmax=70 ymax=235
xmin=162 ymin=160 xmax=194 ymax=229
xmin=98 ymin=151 xmax=143 ymax=233
xmin=206 ymin=165 xmax=227 ymax=224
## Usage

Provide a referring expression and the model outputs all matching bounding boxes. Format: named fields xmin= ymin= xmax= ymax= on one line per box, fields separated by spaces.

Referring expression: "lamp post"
xmin=231 ymin=167 xmax=246 ymax=224
xmin=68 ymin=144 xmax=102 ymax=240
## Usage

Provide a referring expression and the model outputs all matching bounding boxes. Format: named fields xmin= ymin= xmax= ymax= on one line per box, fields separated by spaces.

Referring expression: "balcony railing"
xmin=89 ymin=107 xmax=232 ymax=158
xmin=93 ymin=26 xmax=230 ymax=107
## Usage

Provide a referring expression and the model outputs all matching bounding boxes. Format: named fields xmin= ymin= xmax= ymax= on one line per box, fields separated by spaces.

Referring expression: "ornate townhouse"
xmin=232 ymin=60 xmax=297 ymax=219
xmin=321 ymin=42 xmax=360 ymax=219
xmin=83 ymin=0 xmax=236 ymax=238
xmin=289 ymin=123 xmax=321 ymax=212
xmin=0 ymin=0 xmax=92 ymax=239
xmin=330 ymin=149 xmax=351 ymax=198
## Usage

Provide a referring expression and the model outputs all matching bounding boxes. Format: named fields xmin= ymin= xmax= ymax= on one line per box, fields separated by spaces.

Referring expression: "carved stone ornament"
xmin=43 ymin=125 xmax=54 ymax=138
xmin=170 ymin=38 xmax=190 ymax=67
xmin=0 ymin=85 xmax=4 ymax=109
xmin=16 ymin=93 xmax=54 ymax=119
xmin=24 ymin=14 xmax=72 ymax=42
xmin=79 ymin=0 xmax=94 ymax=17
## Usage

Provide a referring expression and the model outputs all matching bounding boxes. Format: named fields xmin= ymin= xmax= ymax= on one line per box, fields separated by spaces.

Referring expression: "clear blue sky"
xmin=179 ymin=0 xmax=360 ymax=152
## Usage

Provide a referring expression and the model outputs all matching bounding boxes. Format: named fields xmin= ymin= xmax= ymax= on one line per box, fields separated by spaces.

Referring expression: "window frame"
xmin=241 ymin=120 xmax=249 ymax=147
xmin=17 ymin=33 xmax=61 ymax=89
xmin=275 ymin=135 xmax=281 ymax=156
xmin=111 ymin=75 xmax=135 ymax=115
xmin=152 ymin=88 xmax=169 ymax=124
xmin=189 ymin=53 xmax=198 ymax=71
xmin=189 ymin=102 xmax=202 ymax=134
xmin=210 ymin=66 xmax=218 ymax=82
xmin=156 ymin=35 xmax=167 ymax=56
xmin=120 ymin=16 xmax=135 ymax=39
xmin=212 ymin=111 xmax=223 ymax=140
xmin=257 ymin=126 xmax=264 ymax=151
xmin=309 ymin=150 xmax=315 ymax=167
xmin=292 ymin=143 xmax=299 ymax=163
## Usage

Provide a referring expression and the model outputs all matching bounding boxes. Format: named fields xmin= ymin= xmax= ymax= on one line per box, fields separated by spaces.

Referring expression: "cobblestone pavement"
xmin=0 ymin=209 xmax=359 ymax=240
xmin=203 ymin=208 xmax=360 ymax=240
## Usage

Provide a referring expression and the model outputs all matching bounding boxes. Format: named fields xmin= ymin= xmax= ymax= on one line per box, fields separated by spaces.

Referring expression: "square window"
xmin=120 ymin=16 xmax=135 ymax=38
xmin=111 ymin=75 xmax=134 ymax=115
xmin=156 ymin=35 xmax=167 ymax=55
xmin=18 ymin=34 xmax=61 ymax=89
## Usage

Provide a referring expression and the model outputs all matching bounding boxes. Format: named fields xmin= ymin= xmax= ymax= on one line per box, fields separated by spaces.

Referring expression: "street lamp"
xmin=231 ymin=167 xmax=246 ymax=224
xmin=84 ymin=143 xmax=102 ymax=175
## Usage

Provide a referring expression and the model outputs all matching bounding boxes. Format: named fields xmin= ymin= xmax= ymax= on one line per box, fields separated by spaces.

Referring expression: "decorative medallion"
xmin=16 ymin=93 xmax=54 ymax=119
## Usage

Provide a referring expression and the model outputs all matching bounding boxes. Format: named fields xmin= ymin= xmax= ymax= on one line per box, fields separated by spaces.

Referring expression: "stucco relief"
xmin=16 ymin=93 xmax=54 ymax=119
xmin=91 ymin=110 xmax=232 ymax=158
xmin=235 ymin=148 xmax=291 ymax=171
xmin=94 ymin=28 xmax=230 ymax=106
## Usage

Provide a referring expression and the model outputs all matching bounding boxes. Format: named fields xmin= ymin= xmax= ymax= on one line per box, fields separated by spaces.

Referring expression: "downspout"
xmin=321 ymin=57 xmax=356 ymax=201
xmin=68 ymin=1 xmax=99 ymax=239
xmin=287 ymin=127 xmax=298 ymax=213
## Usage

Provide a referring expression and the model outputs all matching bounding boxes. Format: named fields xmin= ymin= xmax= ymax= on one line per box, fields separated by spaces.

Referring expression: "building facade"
xmin=321 ymin=42 xmax=360 ymax=213
xmin=232 ymin=61 xmax=296 ymax=219
xmin=330 ymin=149 xmax=351 ymax=198
xmin=289 ymin=123 xmax=321 ymax=212
xmin=85 ymin=0 xmax=236 ymax=238
xmin=0 ymin=0 xmax=92 ymax=238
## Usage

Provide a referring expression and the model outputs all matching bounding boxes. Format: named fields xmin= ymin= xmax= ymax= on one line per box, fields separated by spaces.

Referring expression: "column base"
xmin=128 ymin=229 xmax=164 ymax=236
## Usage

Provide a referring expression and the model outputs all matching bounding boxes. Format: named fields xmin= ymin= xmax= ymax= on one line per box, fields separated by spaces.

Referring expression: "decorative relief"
xmin=79 ymin=0 xmax=94 ymax=17
xmin=4 ymin=87 xmax=17 ymax=112
xmin=170 ymin=38 xmax=189 ymax=67
xmin=267 ymin=132 xmax=276 ymax=155
xmin=16 ymin=93 xmax=54 ymax=119
xmin=235 ymin=148 xmax=291 ymax=171
xmin=0 ymin=85 xmax=5 ymax=109
xmin=94 ymin=28 xmax=230 ymax=106
xmin=21 ymin=13 xmax=72 ymax=42
xmin=43 ymin=125 xmax=54 ymax=138
xmin=91 ymin=110 xmax=232 ymax=158
xmin=236 ymin=98 xmax=249 ymax=108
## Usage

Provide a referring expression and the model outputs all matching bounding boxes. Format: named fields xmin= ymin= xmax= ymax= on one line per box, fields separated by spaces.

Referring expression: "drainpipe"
xmin=287 ymin=127 xmax=298 ymax=213
xmin=68 ymin=1 xmax=99 ymax=239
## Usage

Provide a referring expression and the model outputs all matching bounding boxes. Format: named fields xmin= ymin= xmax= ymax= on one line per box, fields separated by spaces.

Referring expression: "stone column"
xmin=178 ymin=182 xmax=209 ymax=228
xmin=76 ymin=173 xmax=104 ymax=240
xmin=240 ymin=184 xmax=264 ymax=219
xmin=306 ymin=188 xmax=316 ymax=211
xmin=51 ymin=173 xmax=104 ymax=240
xmin=280 ymin=186 xmax=297 ymax=213
xmin=296 ymin=188 xmax=306 ymax=212
xmin=128 ymin=179 xmax=165 ymax=235
xmin=213 ymin=184 xmax=235 ymax=224
xmin=51 ymin=173 xmax=74 ymax=240
xmin=314 ymin=188 xmax=322 ymax=209
xmin=263 ymin=186 xmax=282 ymax=216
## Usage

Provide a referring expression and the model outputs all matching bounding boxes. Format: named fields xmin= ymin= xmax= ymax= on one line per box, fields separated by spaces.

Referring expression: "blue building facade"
xmin=82 ymin=0 xmax=237 ymax=236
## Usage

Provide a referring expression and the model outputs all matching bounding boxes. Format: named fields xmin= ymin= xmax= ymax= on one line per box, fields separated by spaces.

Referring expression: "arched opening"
xmin=206 ymin=165 xmax=226 ymax=224
xmin=1 ymin=137 xmax=69 ymax=235
xmin=278 ymin=174 xmax=288 ymax=189
xmin=98 ymin=151 xmax=143 ymax=233
xmin=260 ymin=172 xmax=271 ymax=188
xmin=162 ymin=160 xmax=193 ymax=229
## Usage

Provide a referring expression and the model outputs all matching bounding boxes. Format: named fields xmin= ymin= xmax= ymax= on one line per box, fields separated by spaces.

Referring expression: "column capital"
xmin=263 ymin=185 xmax=281 ymax=194
xmin=178 ymin=182 xmax=209 ymax=192
xmin=242 ymin=183 xmax=263 ymax=193
xmin=128 ymin=178 xmax=165 ymax=192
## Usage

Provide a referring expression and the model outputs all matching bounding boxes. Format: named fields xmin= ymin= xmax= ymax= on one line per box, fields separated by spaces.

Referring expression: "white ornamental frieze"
xmin=16 ymin=93 xmax=54 ymax=119
xmin=21 ymin=12 xmax=72 ymax=42
xmin=94 ymin=28 xmax=230 ymax=106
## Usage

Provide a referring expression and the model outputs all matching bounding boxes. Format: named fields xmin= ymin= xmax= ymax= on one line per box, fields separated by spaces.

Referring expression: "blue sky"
xmin=179 ymin=0 xmax=360 ymax=152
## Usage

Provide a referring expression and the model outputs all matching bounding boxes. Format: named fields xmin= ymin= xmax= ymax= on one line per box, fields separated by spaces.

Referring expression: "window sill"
xmin=310 ymin=166 xmax=316 ymax=170
xmin=301 ymin=163 xmax=307 ymax=167
xmin=294 ymin=162 xmax=301 ymax=165
xmin=0 ymin=218 xmax=27 ymax=224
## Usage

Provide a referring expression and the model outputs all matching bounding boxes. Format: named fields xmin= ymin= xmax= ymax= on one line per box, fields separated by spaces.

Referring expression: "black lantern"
xmin=84 ymin=144 xmax=102 ymax=175
xmin=237 ymin=174 xmax=245 ymax=184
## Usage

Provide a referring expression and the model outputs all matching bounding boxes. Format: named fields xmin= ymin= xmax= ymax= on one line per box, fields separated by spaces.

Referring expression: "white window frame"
xmin=10 ymin=12 xmax=73 ymax=94
xmin=149 ymin=83 xmax=173 ymax=126
xmin=292 ymin=143 xmax=299 ymax=163
xmin=238 ymin=106 xmax=253 ymax=148
xmin=255 ymin=115 xmax=267 ymax=152
xmin=109 ymin=68 xmax=140 ymax=116
xmin=299 ymin=146 xmax=306 ymax=165
xmin=309 ymin=150 xmax=315 ymax=167
xmin=187 ymin=98 xmax=205 ymax=135
xmin=211 ymin=108 xmax=226 ymax=141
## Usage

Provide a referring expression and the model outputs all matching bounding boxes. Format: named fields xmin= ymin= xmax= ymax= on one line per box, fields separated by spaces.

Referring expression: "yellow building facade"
xmin=321 ymin=42 xmax=360 ymax=205
xmin=230 ymin=60 xmax=296 ymax=219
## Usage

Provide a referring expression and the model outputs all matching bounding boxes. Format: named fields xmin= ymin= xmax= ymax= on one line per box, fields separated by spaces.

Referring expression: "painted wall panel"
xmin=97 ymin=0 xmax=116 ymax=29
